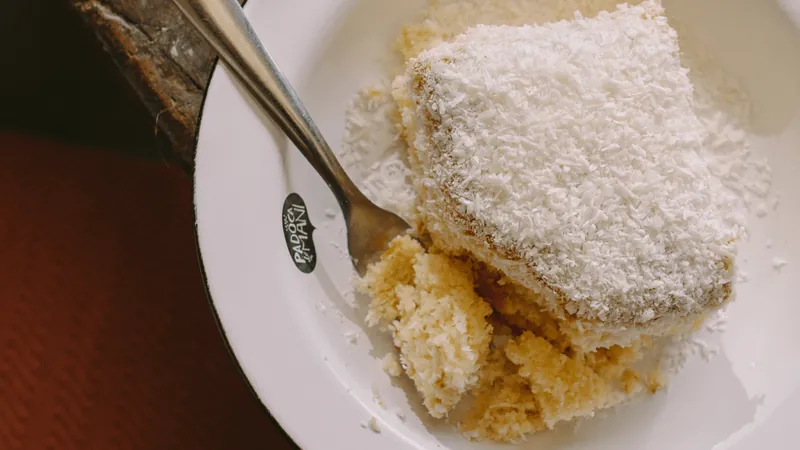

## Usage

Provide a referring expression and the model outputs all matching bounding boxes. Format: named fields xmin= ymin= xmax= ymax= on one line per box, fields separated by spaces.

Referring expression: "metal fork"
xmin=172 ymin=0 xmax=413 ymax=275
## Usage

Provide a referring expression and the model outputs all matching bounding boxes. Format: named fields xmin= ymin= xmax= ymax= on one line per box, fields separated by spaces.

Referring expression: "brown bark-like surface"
xmin=69 ymin=0 xmax=242 ymax=166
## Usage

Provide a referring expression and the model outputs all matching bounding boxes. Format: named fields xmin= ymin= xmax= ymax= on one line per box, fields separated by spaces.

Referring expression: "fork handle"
xmin=172 ymin=0 xmax=364 ymax=207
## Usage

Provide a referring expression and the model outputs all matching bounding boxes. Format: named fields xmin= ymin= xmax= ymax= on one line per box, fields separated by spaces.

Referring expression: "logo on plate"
xmin=282 ymin=193 xmax=317 ymax=274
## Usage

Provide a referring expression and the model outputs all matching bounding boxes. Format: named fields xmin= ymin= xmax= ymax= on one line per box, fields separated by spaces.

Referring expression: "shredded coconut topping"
xmin=679 ymin=46 xmax=773 ymax=213
xmin=362 ymin=416 xmax=382 ymax=433
xmin=341 ymin=83 xmax=417 ymax=223
xmin=396 ymin=0 xmax=645 ymax=62
xmin=340 ymin=0 xmax=772 ymax=227
xmin=772 ymin=257 xmax=789 ymax=271
xmin=404 ymin=2 xmax=745 ymax=324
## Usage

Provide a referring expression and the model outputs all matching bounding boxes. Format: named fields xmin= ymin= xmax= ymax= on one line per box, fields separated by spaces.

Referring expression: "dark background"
xmin=0 ymin=0 xmax=168 ymax=158
xmin=0 ymin=2 xmax=296 ymax=448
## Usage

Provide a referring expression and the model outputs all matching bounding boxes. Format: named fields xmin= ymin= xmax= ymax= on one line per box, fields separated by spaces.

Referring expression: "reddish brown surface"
xmin=0 ymin=134 xmax=294 ymax=449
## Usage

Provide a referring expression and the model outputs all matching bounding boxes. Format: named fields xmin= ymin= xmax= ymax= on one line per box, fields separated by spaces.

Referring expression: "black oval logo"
xmin=282 ymin=193 xmax=317 ymax=274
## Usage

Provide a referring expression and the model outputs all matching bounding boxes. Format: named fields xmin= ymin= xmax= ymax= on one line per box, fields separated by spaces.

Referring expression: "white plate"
xmin=194 ymin=0 xmax=800 ymax=448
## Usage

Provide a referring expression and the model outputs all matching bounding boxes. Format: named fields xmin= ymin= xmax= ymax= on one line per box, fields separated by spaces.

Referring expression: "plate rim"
xmin=188 ymin=1 xmax=300 ymax=448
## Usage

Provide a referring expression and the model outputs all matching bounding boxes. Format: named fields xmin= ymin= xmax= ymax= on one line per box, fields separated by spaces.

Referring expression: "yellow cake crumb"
xmin=460 ymin=348 xmax=544 ymax=441
xmin=576 ymin=342 xmax=647 ymax=381
xmin=621 ymin=370 xmax=644 ymax=395
xmin=476 ymin=271 xmax=566 ymax=348
xmin=461 ymin=377 xmax=544 ymax=441
xmin=360 ymin=235 xmax=421 ymax=327
xmin=381 ymin=353 xmax=403 ymax=377
xmin=646 ymin=370 xmax=667 ymax=394
xmin=505 ymin=332 xmax=613 ymax=429
xmin=360 ymin=236 xmax=494 ymax=418
xmin=461 ymin=334 xmax=646 ymax=441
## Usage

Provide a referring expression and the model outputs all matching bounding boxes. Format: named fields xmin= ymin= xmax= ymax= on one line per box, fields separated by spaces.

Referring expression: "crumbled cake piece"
xmin=362 ymin=236 xmax=420 ymax=326
xmin=475 ymin=270 xmax=568 ymax=349
xmin=505 ymin=332 xmax=612 ymax=428
xmin=360 ymin=236 xmax=494 ymax=418
xmin=372 ymin=387 xmax=386 ymax=409
xmin=576 ymin=342 xmax=646 ymax=383
xmin=344 ymin=331 xmax=360 ymax=345
xmin=381 ymin=353 xmax=403 ymax=377
xmin=460 ymin=349 xmax=544 ymax=442
xmin=362 ymin=417 xmax=381 ymax=433
xmin=461 ymin=331 xmax=646 ymax=441
xmin=395 ymin=1 xmax=744 ymax=350
xmin=646 ymin=370 xmax=667 ymax=394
